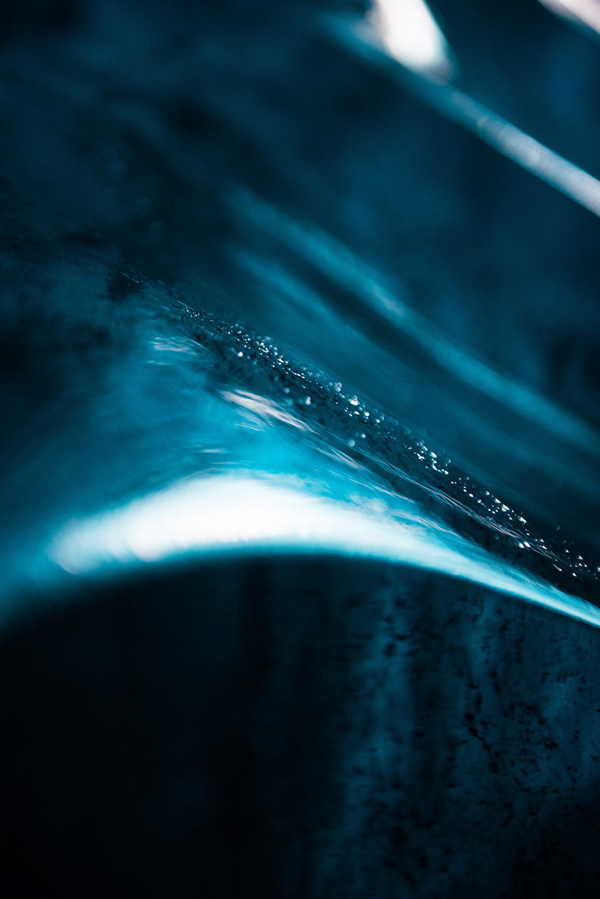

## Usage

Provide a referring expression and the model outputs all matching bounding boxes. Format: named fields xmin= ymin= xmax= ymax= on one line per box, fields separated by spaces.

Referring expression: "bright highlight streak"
xmin=327 ymin=13 xmax=600 ymax=218
xmin=50 ymin=475 xmax=600 ymax=628
xmin=540 ymin=0 xmax=600 ymax=35
xmin=222 ymin=390 xmax=313 ymax=432
xmin=368 ymin=0 xmax=453 ymax=79
xmin=444 ymin=89 xmax=600 ymax=218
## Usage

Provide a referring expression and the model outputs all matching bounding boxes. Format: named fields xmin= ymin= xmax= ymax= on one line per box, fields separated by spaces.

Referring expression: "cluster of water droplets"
xmin=170 ymin=301 xmax=599 ymax=601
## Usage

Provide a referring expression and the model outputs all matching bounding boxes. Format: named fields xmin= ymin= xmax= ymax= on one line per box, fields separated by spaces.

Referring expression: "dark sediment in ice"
xmin=1 ymin=554 xmax=599 ymax=898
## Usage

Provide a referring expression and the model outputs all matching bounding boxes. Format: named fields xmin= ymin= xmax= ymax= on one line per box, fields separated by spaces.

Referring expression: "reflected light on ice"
xmin=463 ymin=100 xmax=600 ymax=217
xmin=328 ymin=14 xmax=600 ymax=217
xmin=540 ymin=0 xmax=600 ymax=35
xmin=368 ymin=0 xmax=453 ymax=80
xmin=221 ymin=390 xmax=313 ymax=432
xmin=50 ymin=475 xmax=600 ymax=628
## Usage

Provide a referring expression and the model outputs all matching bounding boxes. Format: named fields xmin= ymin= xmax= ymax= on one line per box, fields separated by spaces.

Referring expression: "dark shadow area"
xmin=1 ymin=555 xmax=600 ymax=896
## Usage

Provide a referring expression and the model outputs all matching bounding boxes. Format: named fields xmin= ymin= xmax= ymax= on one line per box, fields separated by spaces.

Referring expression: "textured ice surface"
xmin=1 ymin=1 xmax=600 ymax=896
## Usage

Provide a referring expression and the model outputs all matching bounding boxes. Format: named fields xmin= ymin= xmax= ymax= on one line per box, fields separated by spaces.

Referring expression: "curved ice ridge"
xmin=50 ymin=474 xmax=600 ymax=629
